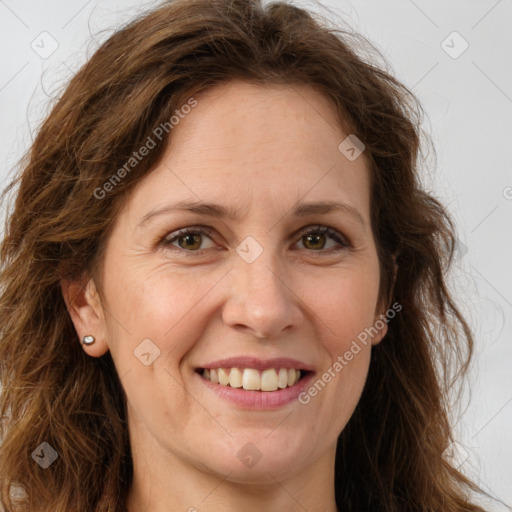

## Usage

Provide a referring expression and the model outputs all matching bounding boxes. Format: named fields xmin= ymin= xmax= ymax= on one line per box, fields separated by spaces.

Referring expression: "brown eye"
xmin=176 ymin=233 xmax=203 ymax=250
xmin=161 ymin=225 xmax=349 ymax=255
xmin=162 ymin=227 xmax=216 ymax=252
xmin=295 ymin=226 xmax=349 ymax=252
xmin=302 ymin=232 xmax=327 ymax=250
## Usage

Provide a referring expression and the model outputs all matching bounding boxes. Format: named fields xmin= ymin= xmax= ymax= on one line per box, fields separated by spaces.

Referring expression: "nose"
xmin=222 ymin=248 xmax=304 ymax=339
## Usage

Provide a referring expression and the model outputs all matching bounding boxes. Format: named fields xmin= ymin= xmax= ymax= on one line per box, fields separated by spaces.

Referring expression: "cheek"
xmin=101 ymin=266 xmax=214 ymax=435
xmin=311 ymin=269 xmax=380 ymax=347
xmin=103 ymin=261 xmax=221 ymax=367
xmin=306 ymin=267 xmax=379 ymax=411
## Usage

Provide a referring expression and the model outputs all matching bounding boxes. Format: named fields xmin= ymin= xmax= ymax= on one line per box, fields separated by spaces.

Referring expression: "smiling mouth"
xmin=195 ymin=367 xmax=311 ymax=392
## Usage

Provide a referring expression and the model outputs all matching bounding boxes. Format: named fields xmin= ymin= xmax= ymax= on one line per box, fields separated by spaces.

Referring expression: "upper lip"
xmin=197 ymin=356 xmax=315 ymax=372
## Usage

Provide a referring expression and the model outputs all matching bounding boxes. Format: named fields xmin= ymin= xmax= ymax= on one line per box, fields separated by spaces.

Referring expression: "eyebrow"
xmin=137 ymin=199 xmax=366 ymax=228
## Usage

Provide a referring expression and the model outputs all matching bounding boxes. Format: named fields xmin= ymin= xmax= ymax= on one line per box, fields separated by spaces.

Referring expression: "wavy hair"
xmin=0 ymin=0 xmax=490 ymax=510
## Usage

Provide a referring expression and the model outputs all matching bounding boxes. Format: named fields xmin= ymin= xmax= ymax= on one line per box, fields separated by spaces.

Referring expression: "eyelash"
xmin=161 ymin=225 xmax=350 ymax=255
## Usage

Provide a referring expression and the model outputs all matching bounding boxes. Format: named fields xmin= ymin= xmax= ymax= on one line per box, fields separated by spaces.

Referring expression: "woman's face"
xmin=71 ymin=81 xmax=388 ymax=483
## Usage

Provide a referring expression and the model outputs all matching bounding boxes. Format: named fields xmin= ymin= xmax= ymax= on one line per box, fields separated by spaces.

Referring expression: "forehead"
xmin=170 ymin=80 xmax=349 ymax=158
xmin=121 ymin=80 xmax=371 ymax=227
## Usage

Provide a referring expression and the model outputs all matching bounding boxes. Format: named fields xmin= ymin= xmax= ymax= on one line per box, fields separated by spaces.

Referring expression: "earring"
xmin=82 ymin=335 xmax=96 ymax=345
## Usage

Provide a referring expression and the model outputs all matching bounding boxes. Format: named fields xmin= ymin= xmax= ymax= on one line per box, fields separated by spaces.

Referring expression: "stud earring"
xmin=82 ymin=335 xmax=96 ymax=345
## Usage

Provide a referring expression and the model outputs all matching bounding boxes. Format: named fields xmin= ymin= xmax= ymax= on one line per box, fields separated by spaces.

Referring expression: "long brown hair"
xmin=0 ymin=0 xmax=492 ymax=510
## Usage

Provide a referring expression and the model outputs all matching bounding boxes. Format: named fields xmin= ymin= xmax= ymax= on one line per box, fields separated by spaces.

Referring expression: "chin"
xmin=198 ymin=439 xmax=309 ymax=483
xmin=209 ymin=459 xmax=299 ymax=484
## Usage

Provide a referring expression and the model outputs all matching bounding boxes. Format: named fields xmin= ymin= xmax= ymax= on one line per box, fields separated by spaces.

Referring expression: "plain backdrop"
xmin=0 ymin=0 xmax=511 ymax=510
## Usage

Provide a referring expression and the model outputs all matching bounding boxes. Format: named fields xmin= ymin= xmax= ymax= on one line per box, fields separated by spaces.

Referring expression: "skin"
xmin=62 ymin=80 xmax=391 ymax=512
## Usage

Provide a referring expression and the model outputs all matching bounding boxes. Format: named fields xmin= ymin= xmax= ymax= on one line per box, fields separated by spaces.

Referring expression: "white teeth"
xmin=242 ymin=368 xmax=260 ymax=390
xmin=218 ymin=368 xmax=230 ymax=386
xmin=201 ymin=367 xmax=304 ymax=391
xmin=278 ymin=368 xmax=288 ymax=389
xmin=229 ymin=367 xmax=243 ymax=388
xmin=260 ymin=369 xmax=279 ymax=391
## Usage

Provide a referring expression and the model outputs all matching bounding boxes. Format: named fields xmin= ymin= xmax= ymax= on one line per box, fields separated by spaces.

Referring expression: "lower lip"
xmin=196 ymin=371 xmax=315 ymax=410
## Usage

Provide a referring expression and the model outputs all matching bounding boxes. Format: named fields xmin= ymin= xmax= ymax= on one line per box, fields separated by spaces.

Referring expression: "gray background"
xmin=0 ymin=0 xmax=511 ymax=509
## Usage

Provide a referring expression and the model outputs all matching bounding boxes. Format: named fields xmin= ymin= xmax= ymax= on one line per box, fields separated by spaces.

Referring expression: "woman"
xmin=0 ymin=0 xmax=494 ymax=510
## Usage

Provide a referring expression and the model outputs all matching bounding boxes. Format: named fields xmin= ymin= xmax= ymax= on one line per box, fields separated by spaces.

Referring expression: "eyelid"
xmin=161 ymin=224 xmax=351 ymax=253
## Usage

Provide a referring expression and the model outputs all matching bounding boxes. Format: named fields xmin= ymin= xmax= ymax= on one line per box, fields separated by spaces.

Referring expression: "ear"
xmin=370 ymin=314 xmax=388 ymax=346
xmin=371 ymin=253 xmax=399 ymax=347
xmin=61 ymin=274 xmax=109 ymax=357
